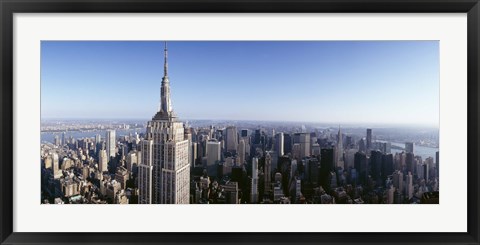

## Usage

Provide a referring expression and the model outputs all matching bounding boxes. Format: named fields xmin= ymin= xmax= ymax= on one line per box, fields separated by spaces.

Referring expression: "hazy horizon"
xmin=41 ymin=117 xmax=439 ymax=129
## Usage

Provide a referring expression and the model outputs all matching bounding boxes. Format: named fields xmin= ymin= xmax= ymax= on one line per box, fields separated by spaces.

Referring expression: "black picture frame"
xmin=1 ymin=0 xmax=479 ymax=244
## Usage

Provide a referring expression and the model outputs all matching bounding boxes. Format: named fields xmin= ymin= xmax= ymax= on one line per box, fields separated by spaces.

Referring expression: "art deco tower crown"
xmin=154 ymin=41 xmax=175 ymax=120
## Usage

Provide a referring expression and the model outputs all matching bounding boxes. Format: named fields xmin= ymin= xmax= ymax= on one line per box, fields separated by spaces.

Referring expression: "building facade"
xmin=106 ymin=129 xmax=116 ymax=158
xmin=138 ymin=139 xmax=154 ymax=204
xmin=225 ymin=126 xmax=238 ymax=154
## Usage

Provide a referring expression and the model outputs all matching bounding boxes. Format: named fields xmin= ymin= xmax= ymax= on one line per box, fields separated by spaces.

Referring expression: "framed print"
xmin=1 ymin=0 xmax=479 ymax=244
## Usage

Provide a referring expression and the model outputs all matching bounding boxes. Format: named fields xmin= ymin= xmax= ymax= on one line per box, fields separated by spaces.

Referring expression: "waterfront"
xmin=41 ymin=128 xmax=438 ymax=160
xmin=41 ymin=129 xmax=144 ymax=143
xmin=390 ymin=142 xmax=438 ymax=160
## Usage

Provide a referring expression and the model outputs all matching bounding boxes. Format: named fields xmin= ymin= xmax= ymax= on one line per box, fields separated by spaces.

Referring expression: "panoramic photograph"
xmin=40 ymin=41 xmax=439 ymax=204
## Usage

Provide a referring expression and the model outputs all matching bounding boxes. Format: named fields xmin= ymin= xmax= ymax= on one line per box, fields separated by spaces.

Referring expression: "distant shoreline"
xmin=41 ymin=118 xmax=439 ymax=129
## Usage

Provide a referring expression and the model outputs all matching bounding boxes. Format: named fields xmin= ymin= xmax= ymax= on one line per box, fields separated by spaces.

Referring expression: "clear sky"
xmin=41 ymin=41 xmax=439 ymax=126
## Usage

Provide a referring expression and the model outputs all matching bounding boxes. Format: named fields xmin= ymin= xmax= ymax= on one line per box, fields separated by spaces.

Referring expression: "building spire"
xmin=338 ymin=124 xmax=342 ymax=143
xmin=157 ymin=41 xmax=173 ymax=117
xmin=164 ymin=41 xmax=168 ymax=77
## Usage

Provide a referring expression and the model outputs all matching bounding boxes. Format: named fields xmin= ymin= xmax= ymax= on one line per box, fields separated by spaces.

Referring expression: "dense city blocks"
xmin=40 ymin=121 xmax=439 ymax=204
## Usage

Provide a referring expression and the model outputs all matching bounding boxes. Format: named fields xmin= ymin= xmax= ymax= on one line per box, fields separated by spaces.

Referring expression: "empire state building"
xmin=138 ymin=42 xmax=190 ymax=204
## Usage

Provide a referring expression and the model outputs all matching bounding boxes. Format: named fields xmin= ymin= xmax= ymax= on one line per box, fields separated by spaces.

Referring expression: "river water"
xmin=389 ymin=142 xmax=438 ymax=160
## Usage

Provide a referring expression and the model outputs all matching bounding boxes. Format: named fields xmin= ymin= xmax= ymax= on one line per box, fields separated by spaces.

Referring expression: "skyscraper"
xmin=106 ymin=129 xmax=116 ymax=159
xmin=292 ymin=143 xmax=301 ymax=160
xmin=283 ymin=133 xmax=292 ymax=155
xmin=307 ymin=158 xmax=320 ymax=185
xmin=395 ymin=152 xmax=407 ymax=171
xmin=320 ymin=148 xmax=334 ymax=189
xmin=191 ymin=142 xmax=198 ymax=166
xmin=405 ymin=142 xmax=414 ymax=154
xmin=380 ymin=142 xmax=391 ymax=154
xmin=206 ymin=140 xmax=221 ymax=177
xmin=393 ymin=170 xmax=404 ymax=197
xmin=126 ymin=151 xmax=138 ymax=172
xmin=251 ymin=157 xmax=259 ymax=203
xmin=264 ymin=152 xmax=272 ymax=192
xmin=52 ymin=153 xmax=62 ymax=179
xmin=95 ymin=134 xmax=101 ymax=144
xmin=225 ymin=126 xmax=238 ymax=154
xmin=275 ymin=132 xmax=284 ymax=157
xmin=237 ymin=139 xmax=246 ymax=165
xmin=254 ymin=129 xmax=261 ymax=145
xmin=293 ymin=133 xmax=310 ymax=159
xmin=54 ymin=135 xmax=60 ymax=146
xmin=354 ymin=151 xmax=367 ymax=185
xmin=406 ymin=152 xmax=415 ymax=175
xmin=336 ymin=126 xmax=344 ymax=169
xmin=290 ymin=160 xmax=298 ymax=180
xmin=405 ymin=171 xmax=413 ymax=199
xmin=241 ymin=129 xmax=248 ymax=138
xmin=98 ymin=149 xmax=108 ymax=173
xmin=345 ymin=148 xmax=357 ymax=170
xmin=382 ymin=153 xmax=394 ymax=177
xmin=366 ymin=128 xmax=372 ymax=152
xmin=370 ymin=150 xmax=383 ymax=185
xmin=143 ymin=42 xmax=190 ymax=204
xmin=423 ymin=163 xmax=430 ymax=182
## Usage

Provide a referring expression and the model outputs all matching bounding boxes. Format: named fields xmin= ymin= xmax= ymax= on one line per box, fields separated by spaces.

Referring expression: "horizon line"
xmin=41 ymin=117 xmax=439 ymax=128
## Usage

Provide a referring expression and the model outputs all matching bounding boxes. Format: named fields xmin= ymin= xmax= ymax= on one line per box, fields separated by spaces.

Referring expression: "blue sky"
xmin=41 ymin=41 xmax=439 ymax=126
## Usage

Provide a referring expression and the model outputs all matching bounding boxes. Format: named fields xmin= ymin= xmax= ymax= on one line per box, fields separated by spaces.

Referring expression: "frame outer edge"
xmin=467 ymin=1 xmax=480 ymax=243
xmin=1 ymin=0 xmax=14 ymax=244
xmin=1 ymin=0 xmax=480 ymax=245
xmin=0 ymin=0 xmax=2 ymax=241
